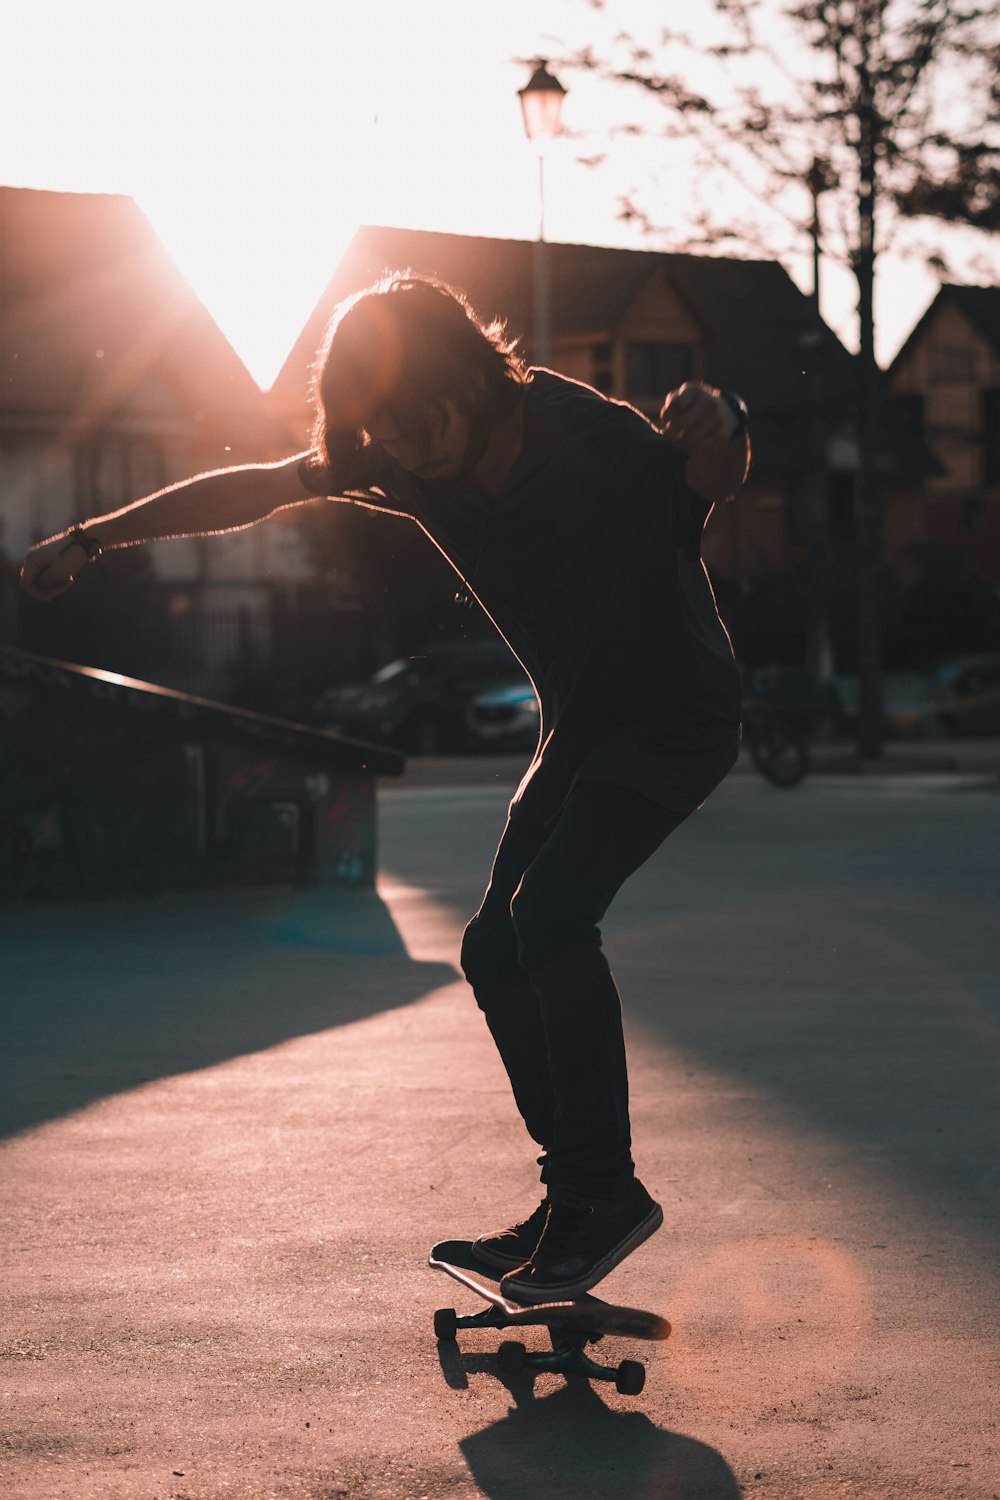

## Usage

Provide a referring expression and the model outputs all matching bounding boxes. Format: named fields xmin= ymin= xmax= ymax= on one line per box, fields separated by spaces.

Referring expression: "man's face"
xmin=367 ymin=398 xmax=471 ymax=480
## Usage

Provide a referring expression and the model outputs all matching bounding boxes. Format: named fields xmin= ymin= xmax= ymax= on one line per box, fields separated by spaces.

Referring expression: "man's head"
xmin=311 ymin=274 xmax=525 ymax=482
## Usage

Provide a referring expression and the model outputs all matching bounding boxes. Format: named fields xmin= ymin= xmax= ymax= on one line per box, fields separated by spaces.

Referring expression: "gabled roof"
xmin=270 ymin=228 xmax=664 ymax=412
xmin=888 ymin=282 xmax=1000 ymax=375
xmin=268 ymin=224 xmax=861 ymax=470
xmin=0 ymin=187 xmax=275 ymax=454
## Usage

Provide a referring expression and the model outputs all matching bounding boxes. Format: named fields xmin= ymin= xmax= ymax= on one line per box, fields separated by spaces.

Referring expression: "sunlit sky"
xmin=2 ymin=0 xmax=994 ymax=388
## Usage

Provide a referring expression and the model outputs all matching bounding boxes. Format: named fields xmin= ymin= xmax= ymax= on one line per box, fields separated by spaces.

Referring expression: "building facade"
xmin=0 ymin=188 xmax=314 ymax=696
xmin=6 ymin=195 xmax=970 ymax=695
xmin=887 ymin=284 xmax=1000 ymax=580
xmin=272 ymin=225 xmax=945 ymax=674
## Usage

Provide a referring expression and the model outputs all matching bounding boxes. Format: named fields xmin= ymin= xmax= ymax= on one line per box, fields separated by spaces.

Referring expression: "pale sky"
xmin=2 ymin=0 xmax=993 ymax=388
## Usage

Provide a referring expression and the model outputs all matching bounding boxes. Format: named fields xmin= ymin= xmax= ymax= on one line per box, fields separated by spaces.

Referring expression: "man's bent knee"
xmin=460 ymin=912 xmax=525 ymax=1008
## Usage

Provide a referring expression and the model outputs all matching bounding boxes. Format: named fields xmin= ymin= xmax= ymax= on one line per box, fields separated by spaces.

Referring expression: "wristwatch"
xmin=720 ymin=390 xmax=750 ymax=441
xmin=60 ymin=525 xmax=103 ymax=562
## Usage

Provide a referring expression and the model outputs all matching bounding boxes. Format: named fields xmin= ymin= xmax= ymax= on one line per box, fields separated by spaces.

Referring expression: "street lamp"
xmin=806 ymin=156 xmax=837 ymax=316
xmin=518 ymin=60 xmax=567 ymax=367
xmin=802 ymin=157 xmax=838 ymax=682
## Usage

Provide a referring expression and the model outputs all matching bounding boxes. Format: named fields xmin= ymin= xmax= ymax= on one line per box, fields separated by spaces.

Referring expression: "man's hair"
xmin=310 ymin=273 xmax=526 ymax=476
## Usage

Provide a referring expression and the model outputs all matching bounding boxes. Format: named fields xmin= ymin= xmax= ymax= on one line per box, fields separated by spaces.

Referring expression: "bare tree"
xmin=562 ymin=0 xmax=999 ymax=757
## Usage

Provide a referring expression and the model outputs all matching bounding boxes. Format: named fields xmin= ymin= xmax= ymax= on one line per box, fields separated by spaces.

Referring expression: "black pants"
xmin=460 ymin=780 xmax=689 ymax=1198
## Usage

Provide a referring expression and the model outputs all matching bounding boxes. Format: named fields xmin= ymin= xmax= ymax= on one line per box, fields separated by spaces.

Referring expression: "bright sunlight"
xmin=0 ymin=0 xmax=555 ymax=387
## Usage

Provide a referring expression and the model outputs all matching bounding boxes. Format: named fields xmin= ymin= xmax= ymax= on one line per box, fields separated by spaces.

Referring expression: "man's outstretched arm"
xmin=20 ymin=454 xmax=316 ymax=602
xmin=659 ymin=382 xmax=750 ymax=506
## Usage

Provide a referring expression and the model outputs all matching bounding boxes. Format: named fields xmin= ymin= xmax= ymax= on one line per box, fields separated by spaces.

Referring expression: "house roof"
xmin=268 ymin=223 xmax=863 ymax=471
xmin=0 ymin=187 xmax=276 ymax=455
xmin=888 ymin=282 xmax=1000 ymax=375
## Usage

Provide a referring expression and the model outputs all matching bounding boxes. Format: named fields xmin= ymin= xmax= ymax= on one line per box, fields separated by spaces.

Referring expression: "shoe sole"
xmin=500 ymin=1201 xmax=664 ymax=1304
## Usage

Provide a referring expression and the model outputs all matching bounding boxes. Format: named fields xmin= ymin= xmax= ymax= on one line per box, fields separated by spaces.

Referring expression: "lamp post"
xmin=802 ymin=157 xmax=838 ymax=682
xmin=518 ymin=60 xmax=567 ymax=367
xmin=806 ymin=156 xmax=837 ymax=316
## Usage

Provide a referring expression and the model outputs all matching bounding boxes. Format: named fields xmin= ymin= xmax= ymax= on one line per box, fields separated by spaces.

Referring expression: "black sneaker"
xmin=471 ymin=1197 xmax=551 ymax=1271
xmin=499 ymin=1178 xmax=662 ymax=1303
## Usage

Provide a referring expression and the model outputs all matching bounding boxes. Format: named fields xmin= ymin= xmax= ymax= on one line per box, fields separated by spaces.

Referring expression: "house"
xmin=0 ymin=187 xmax=311 ymax=695
xmin=887 ymin=284 xmax=1000 ymax=579
xmin=269 ymin=224 xmax=930 ymax=608
xmin=3 ymin=196 xmax=948 ymax=695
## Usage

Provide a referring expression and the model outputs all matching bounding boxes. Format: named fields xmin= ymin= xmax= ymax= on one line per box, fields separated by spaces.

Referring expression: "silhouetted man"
xmin=22 ymin=274 xmax=750 ymax=1302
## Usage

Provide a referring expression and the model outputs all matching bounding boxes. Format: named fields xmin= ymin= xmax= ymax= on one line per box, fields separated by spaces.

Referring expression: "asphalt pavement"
xmin=2 ymin=751 xmax=998 ymax=1499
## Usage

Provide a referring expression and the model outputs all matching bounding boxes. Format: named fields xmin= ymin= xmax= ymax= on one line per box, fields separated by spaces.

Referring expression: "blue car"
xmin=307 ymin=643 xmax=538 ymax=754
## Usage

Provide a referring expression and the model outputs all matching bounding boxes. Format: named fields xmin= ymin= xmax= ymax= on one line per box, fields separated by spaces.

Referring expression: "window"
xmin=983 ymin=389 xmax=1000 ymax=487
xmin=785 ymin=489 xmax=804 ymax=548
xmin=830 ymin=471 xmax=856 ymax=543
xmin=77 ymin=434 xmax=165 ymax=514
xmin=961 ymin=497 xmax=984 ymax=535
xmin=623 ymin=342 xmax=694 ymax=400
xmin=928 ymin=341 xmax=975 ymax=384
xmin=893 ymin=393 xmax=925 ymax=438
xmin=591 ymin=341 xmax=614 ymax=394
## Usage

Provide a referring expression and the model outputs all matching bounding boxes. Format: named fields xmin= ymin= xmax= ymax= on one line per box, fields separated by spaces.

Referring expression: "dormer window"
xmin=591 ymin=342 xmax=614 ymax=393
xmin=624 ymin=342 xmax=694 ymax=401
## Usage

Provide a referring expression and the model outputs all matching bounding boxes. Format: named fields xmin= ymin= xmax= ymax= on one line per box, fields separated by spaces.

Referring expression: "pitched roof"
xmin=0 ymin=187 xmax=274 ymax=453
xmin=946 ymin=285 xmax=1000 ymax=359
xmin=888 ymin=282 xmax=1000 ymax=374
xmin=268 ymin=224 xmax=861 ymax=470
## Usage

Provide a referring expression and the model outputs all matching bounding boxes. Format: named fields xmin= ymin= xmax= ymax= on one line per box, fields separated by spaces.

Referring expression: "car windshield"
xmin=370 ymin=649 xmax=515 ymax=687
xmin=370 ymin=660 xmax=413 ymax=685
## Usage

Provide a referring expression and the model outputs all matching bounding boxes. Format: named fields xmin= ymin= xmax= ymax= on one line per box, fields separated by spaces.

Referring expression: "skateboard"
xmin=429 ymin=1239 xmax=671 ymax=1396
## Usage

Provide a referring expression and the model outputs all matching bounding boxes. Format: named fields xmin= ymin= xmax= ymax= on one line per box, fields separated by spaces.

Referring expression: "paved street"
xmin=2 ymin=763 xmax=998 ymax=1499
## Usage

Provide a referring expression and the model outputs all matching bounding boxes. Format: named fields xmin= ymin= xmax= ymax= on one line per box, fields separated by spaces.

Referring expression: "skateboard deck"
xmin=429 ymin=1239 xmax=670 ymax=1395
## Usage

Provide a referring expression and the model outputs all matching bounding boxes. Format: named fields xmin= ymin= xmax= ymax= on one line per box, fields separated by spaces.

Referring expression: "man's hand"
xmin=19 ymin=534 xmax=89 ymax=602
xmin=660 ymin=382 xmax=749 ymax=505
xmin=659 ymin=382 xmax=737 ymax=453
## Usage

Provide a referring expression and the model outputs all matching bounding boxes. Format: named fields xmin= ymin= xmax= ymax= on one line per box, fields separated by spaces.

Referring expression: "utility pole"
xmin=853 ymin=5 xmax=885 ymax=759
xmin=803 ymin=158 xmax=837 ymax=684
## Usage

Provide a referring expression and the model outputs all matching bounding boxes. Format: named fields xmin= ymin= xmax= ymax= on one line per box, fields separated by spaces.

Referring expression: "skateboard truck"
xmin=429 ymin=1240 xmax=670 ymax=1396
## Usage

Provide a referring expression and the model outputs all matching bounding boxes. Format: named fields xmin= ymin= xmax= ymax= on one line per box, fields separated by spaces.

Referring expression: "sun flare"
xmin=139 ymin=189 xmax=359 ymax=391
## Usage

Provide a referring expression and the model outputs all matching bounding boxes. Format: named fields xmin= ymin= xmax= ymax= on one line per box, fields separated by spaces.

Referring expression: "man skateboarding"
xmin=21 ymin=274 xmax=749 ymax=1304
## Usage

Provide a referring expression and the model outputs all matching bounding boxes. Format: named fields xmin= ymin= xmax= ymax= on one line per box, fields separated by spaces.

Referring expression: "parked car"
xmin=741 ymin=665 xmax=845 ymax=739
xmin=833 ymin=657 xmax=1000 ymax=738
xmin=834 ymin=671 xmax=938 ymax=738
xmin=464 ymin=679 xmax=540 ymax=750
xmin=307 ymin=642 xmax=538 ymax=753
xmin=925 ymin=654 xmax=1000 ymax=736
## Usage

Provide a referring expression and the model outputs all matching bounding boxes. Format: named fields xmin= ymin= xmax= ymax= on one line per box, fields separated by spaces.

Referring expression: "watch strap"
xmin=60 ymin=526 xmax=104 ymax=562
xmin=720 ymin=390 xmax=749 ymax=439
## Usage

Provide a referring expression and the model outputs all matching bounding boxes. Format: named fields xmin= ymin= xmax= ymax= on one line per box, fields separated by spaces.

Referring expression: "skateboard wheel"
xmin=434 ymin=1307 xmax=458 ymax=1341
xmin=615 ymin=1359 xmax=645 ymax=1396
xmin=497 ymin=1340 xmax=527 ymax=1375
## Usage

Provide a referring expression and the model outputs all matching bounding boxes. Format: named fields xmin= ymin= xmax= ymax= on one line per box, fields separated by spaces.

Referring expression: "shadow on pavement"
xmin=381 ymin=783 xmax=1000 ymax=1263
xmin=0 ymin=884 xmax=457 ymax=1141
xmin=614 ymin=884 xmax=999 ymax=1258
xmin=459 ymin=1380 xmax=741 ymax=1500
